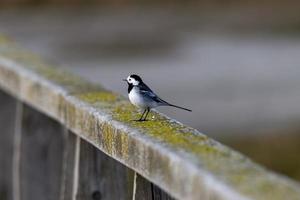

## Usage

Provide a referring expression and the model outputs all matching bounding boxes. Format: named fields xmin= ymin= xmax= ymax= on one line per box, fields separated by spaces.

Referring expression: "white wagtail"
xmin=123 ymin=74 xmax=192 ymax=121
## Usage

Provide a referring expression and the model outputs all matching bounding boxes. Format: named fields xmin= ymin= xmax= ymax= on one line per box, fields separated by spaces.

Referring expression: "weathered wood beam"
xmin=0 ymin=35 xmax=299 ymax=200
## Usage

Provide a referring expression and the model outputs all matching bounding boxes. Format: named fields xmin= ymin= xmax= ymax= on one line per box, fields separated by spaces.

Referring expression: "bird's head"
xmin=123 ymin=74 xmax=143 ymax=86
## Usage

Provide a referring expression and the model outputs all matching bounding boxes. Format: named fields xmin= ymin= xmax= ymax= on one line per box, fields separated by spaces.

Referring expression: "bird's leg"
xmin=143 ymin=108 xmax=150 ymax=121
xmin=137 ymin=109 xmax=147 ymax=121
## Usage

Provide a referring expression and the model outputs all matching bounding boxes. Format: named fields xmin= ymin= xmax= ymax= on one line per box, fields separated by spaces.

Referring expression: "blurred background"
xmin=0 ymin=0 xmax=299 ymax=182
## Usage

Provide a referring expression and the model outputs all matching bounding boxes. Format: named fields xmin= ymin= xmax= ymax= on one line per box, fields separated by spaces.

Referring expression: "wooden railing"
xmin=0 ymin=35 xmax=300 ymax=200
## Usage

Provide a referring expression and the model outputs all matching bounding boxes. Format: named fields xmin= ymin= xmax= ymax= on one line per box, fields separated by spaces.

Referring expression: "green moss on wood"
xmin=72 ymin=90 xmax=300 ymax=199
xmin=0 ymin=37 xmax=299 ymax=200
xmin=0 ymin=40 xmax=101 ymax=94
xmin=77 ymin=92 xmax=119 ymax=104
xmin=74 ymin=91 xmax=300 ymax=199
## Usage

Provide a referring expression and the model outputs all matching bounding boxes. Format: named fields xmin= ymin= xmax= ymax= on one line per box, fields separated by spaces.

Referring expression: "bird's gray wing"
xmin=138 ymin=82 xmax=169 ymax=105
xmin=139 ymin=88 xmax=169 ymax=105
xmin=139 ymin=82 xmax=153 ymax=92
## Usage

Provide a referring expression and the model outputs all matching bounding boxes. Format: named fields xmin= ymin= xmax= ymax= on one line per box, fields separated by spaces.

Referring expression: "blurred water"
xmin=1 ymin=8 xmax=300 ymax=136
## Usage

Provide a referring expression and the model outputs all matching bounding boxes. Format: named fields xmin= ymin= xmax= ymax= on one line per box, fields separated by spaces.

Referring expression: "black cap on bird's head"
xmin=129 ymin=74 xmax=143 ymax=82
xmin=123 ymin=74 xmax=143 ymax=86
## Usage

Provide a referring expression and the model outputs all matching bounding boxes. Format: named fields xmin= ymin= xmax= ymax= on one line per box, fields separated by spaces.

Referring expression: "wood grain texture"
xmin=76 ymin=139 xmax=134 ymax=200
xmin=1 ymin=37 xmax=300 ymax=200
xmin=135 ymin=173 xmax=175 ymax=200
xmin=60 ymin=130 xmax=78 ymax=200
xmin=0 ymin=91 xmax=16 ymax=200
xmin=151 ymin=183 xmax=175 ymax=200
xmin=134 ymin=173 xmax=153 ymax=200
xmin=20 ymin=104 xmax=65 ymax=200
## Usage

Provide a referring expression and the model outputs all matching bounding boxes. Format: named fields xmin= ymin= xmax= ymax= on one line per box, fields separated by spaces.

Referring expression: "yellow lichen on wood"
xmin=0 ymin=36 xmax=300 ymax=200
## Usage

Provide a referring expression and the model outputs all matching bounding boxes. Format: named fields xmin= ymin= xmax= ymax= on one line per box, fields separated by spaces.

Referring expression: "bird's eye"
xmin=129 ymin=78 xmax=132 ymax=81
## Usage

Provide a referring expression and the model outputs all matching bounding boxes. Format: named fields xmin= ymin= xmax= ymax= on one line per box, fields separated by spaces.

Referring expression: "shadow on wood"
xmin=0 ymin=90 xmax=16 ymax=200
xmin=20 ymin=104 xmax=65 ymax=200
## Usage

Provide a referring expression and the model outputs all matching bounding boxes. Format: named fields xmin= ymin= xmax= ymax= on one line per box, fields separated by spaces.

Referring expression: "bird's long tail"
xmin=167 ymin=103 xmax=192 ymax=112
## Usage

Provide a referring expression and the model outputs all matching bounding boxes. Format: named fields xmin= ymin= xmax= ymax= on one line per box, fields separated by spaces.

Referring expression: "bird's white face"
xmin=127 ymin=76 xmax=140 ymax=86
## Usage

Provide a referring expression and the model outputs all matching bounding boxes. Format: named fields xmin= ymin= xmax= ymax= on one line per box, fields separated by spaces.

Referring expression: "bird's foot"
xmin=132 ymin=119 xmax=147 ymax=122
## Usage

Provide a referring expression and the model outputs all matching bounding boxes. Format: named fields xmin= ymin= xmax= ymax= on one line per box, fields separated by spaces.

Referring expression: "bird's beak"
xmin=122 ymin=79 xmax=127 ymax=82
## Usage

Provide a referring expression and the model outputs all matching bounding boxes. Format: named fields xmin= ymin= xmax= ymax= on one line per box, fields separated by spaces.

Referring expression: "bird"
xmin=123 ymin=74 xmax=192 ymax=121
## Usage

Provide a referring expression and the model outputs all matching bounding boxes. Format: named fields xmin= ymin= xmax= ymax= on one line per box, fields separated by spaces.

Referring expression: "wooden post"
xmin=0 ymin=91 xmax=17 ymax=200
xmin=19 ymin=104 xmax=65 ymax=200
xmin=133 ymin=173 xmax=175 ymax=200
xmin=59 ymin=130 xmax=79 ymax=200
xmin=75 ymin=139 xmax=134 ymax=200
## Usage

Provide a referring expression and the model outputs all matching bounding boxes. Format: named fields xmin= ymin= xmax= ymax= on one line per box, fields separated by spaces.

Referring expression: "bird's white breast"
xmin=128 ymin=87 xmax=148 ymax=109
